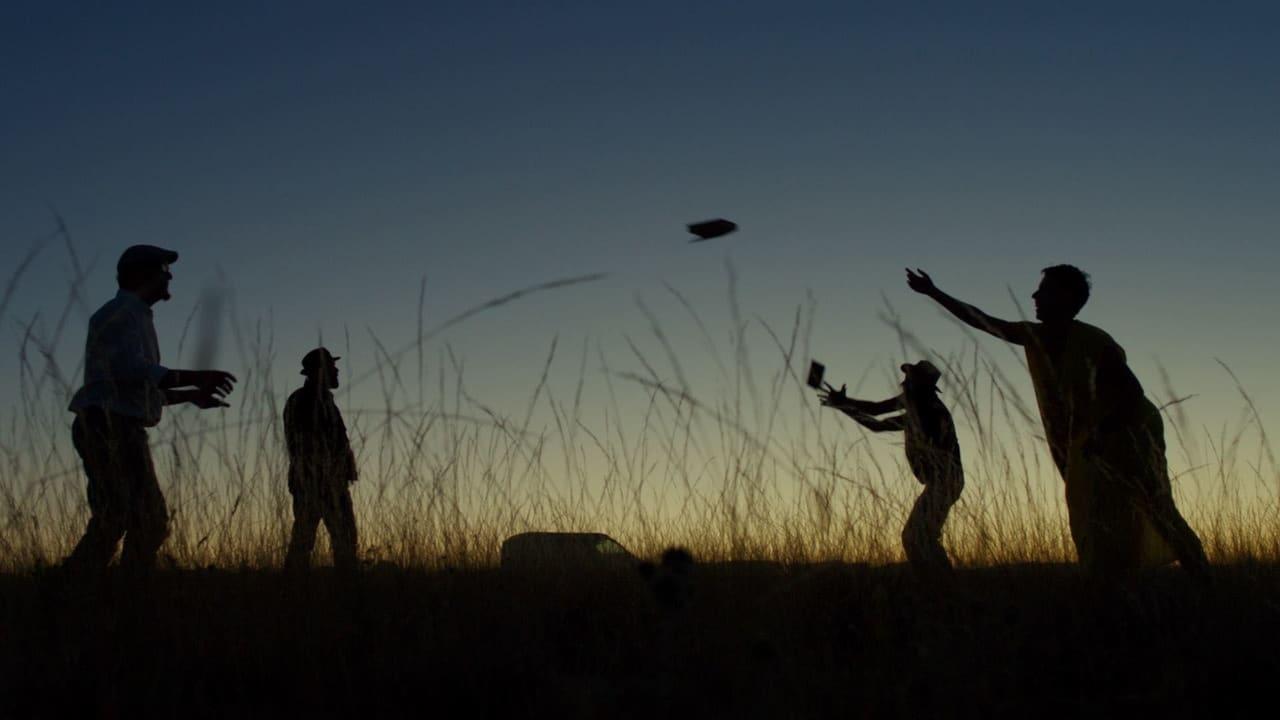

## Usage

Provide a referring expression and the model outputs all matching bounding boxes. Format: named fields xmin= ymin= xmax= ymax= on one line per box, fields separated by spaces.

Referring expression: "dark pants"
xmin=902 ymin=478 xmax=963 ymax=578
xmin=63 ymin=408 xmax=168 ymax=576
xmin=285 ymin=479 xmax=358 ymax=572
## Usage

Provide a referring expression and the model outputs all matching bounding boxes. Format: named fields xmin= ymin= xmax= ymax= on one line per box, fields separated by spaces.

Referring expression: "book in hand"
xmin=806 ymin=360 xmax=826 ymax=390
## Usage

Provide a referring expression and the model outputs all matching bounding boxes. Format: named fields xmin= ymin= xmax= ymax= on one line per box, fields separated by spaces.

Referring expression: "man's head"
xmin=1033 ymin=264 xmax=1090 ymax=323
xmin=900 ymin=360 xmax=942 ymax=393
xmin=117 ymin=245 xmax=178 ymax=304
xmin=301 ymin=347 xmax=341 ymax=389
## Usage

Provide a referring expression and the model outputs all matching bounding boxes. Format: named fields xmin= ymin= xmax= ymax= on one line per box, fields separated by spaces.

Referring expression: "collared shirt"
xmin=68 ymin=290 xmax=169 ymax=426
xmin=283 ymin=383 xmax=357 ymax=488
xmin=903 ymin=392 xmax=963 ymax=488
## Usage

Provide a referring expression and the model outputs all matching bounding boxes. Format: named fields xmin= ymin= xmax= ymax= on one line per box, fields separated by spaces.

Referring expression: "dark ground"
xmin=3 ymin=561 xmax=1277 ymax=718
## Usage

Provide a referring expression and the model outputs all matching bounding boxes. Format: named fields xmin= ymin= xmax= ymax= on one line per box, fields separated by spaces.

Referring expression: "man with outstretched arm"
xmin=821 ymin=361 xmax=964 ymax=579
xmin=64 ymin=244 xmax=237 ymax=580
xmin=905 ymin=265 xmax=1210 ymax=585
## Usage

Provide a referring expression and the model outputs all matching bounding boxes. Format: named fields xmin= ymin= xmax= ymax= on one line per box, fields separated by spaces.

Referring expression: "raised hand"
xmin=906 ymin=268 xmax=937 ymax=296
xmin=818 ymin=383 xmax=850 ymax=408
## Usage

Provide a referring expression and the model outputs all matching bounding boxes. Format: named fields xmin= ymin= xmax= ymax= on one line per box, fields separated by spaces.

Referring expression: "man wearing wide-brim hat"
xmin=819 ymin=360 xmax=964 ymax=579
xmin=283 ymin=347 xmax=359 ymax=572
xmin=64 ymin=245 xmax=237 ymax=579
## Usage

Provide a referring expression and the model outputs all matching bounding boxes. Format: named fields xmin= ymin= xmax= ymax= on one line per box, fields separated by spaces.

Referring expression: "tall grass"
xmin=2 ymin=228 xmax=1278 ymax=572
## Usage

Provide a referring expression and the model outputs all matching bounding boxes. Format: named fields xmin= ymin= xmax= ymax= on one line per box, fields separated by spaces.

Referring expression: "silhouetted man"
xmin=64 ymin=245 xmax=237 ymax=579
xmin=821 ymin=361 xmax=964 ymax=578
xmin=906 ymin=265 xmax=1210 ymax=584
xmin=283 ymin=348 xmax=358 ymax=572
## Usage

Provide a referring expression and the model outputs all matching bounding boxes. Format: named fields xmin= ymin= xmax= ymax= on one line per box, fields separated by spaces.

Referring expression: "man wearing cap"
xmin=283 ymin=347 xmax=359 ymax=572
xmin=906 ymin=265 xmax=1210 ymax=585
xmin=820 ymin=361 xmax=964 ymax=578
xmin=64 ymin=245 xmax=237 ymax=579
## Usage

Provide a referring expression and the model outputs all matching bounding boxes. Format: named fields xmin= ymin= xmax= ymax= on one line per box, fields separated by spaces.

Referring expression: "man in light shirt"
xmin=906 ymin=265 xmax=1209 ymax=586
xmin=64 ymin=244 xmax=237 ymax=579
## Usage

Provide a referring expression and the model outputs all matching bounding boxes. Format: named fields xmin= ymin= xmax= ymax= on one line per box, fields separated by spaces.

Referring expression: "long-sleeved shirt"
xmin=902 ymin=393 xmax=963 ymax=489
xmin=68 ymin=290 xmax=169 ymax=426
xmin=841 ymin=391 xmax=963 ymax=488
xmin=283 ymin=383 xmax=357 ymax=490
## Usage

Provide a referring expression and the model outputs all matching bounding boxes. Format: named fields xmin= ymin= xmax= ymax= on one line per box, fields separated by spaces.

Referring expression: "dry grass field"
xmin=3 ymin=239 xmax=1279 ymax=716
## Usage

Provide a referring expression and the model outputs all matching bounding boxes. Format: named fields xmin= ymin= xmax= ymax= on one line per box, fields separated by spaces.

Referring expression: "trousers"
xmin=902 ymin=478 xmax=962 ymax=577
xmin=284 ymin=479 xmax=357 ymax=571
xmin=64 ymin=408 xmax=168 ymax=576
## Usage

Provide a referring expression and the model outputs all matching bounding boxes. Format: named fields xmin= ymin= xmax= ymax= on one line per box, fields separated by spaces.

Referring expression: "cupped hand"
xmin=191 ymin=370 xmax=237 ymax=395
xmin=190 ymin=387 xmax=230 ymax=409
xmin=906 ymin=268 xmax=937 ymax=296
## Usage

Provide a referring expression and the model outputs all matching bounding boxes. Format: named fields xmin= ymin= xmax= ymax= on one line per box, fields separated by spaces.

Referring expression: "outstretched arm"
xmin=820 ymin=385 xmax=903 ymax=415
xmin=160 ymin=369 xmax=238 ymax=408
xmin=844 ymin=411 xmax=906 ymax=433
xmin=906 ymin=268 xmax=1029 ymax=345
xmin=164 ymin=387 xmax=229 ymax=409
xmin=160 ymin=369 xmax=237 ymax=393
xmin=94 ymin=310 xmax=237 ymax=408
xmin=847 ymin=395 xmax=902 ymax=415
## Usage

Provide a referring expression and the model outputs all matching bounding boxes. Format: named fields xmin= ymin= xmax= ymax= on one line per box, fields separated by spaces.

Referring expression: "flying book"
xmin=687 ymin=218 xmax=738 ymax=242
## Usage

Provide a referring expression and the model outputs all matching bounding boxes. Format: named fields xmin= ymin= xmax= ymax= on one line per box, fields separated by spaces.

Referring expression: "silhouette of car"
xmin=499 ymin=532 xmax=637 ymax=571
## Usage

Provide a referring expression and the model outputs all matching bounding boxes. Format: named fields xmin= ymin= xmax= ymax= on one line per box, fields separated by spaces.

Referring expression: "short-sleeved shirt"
xmin=1020 ymin=320 xmax=1174 ymax=568
xmin=1019 ymin=320 xmax=1150 ymax=474
xmin=68 ymin=290 xmax=170 ymax=426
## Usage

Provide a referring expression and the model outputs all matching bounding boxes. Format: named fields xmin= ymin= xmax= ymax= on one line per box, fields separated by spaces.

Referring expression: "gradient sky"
xmin=4 ymin=2 xmax=1280 ymax=513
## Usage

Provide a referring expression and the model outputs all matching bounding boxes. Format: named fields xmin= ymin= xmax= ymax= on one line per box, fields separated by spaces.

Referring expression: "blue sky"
xmin=3 ymin=2 xmax=1279 ymax=500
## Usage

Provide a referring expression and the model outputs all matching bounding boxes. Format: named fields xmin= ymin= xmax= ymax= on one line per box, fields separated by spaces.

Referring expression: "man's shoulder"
xmin=89 ymin=295 xmax=131 ymax=325
xmin=925 ymin=395 xmax=956 ymax=430
xmin=284 ymin=387 xmax=339 ymax=414
xmin=284 ymin=387 xmax=309 ymax=411
xmin=1068 ymin=321 xmax=1127 ymax=359
xmin=928 ymin=394 xmax=954 ymax=416
xmin=1071 ymin=320 xmax=1116 ymax=342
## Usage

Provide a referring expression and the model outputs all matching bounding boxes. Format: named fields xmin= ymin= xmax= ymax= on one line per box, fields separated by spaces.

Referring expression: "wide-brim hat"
xmin=899 ymin=360 xmax=942 ymax=387
xmin=301 ymin=347 xmax=341 ymax=375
